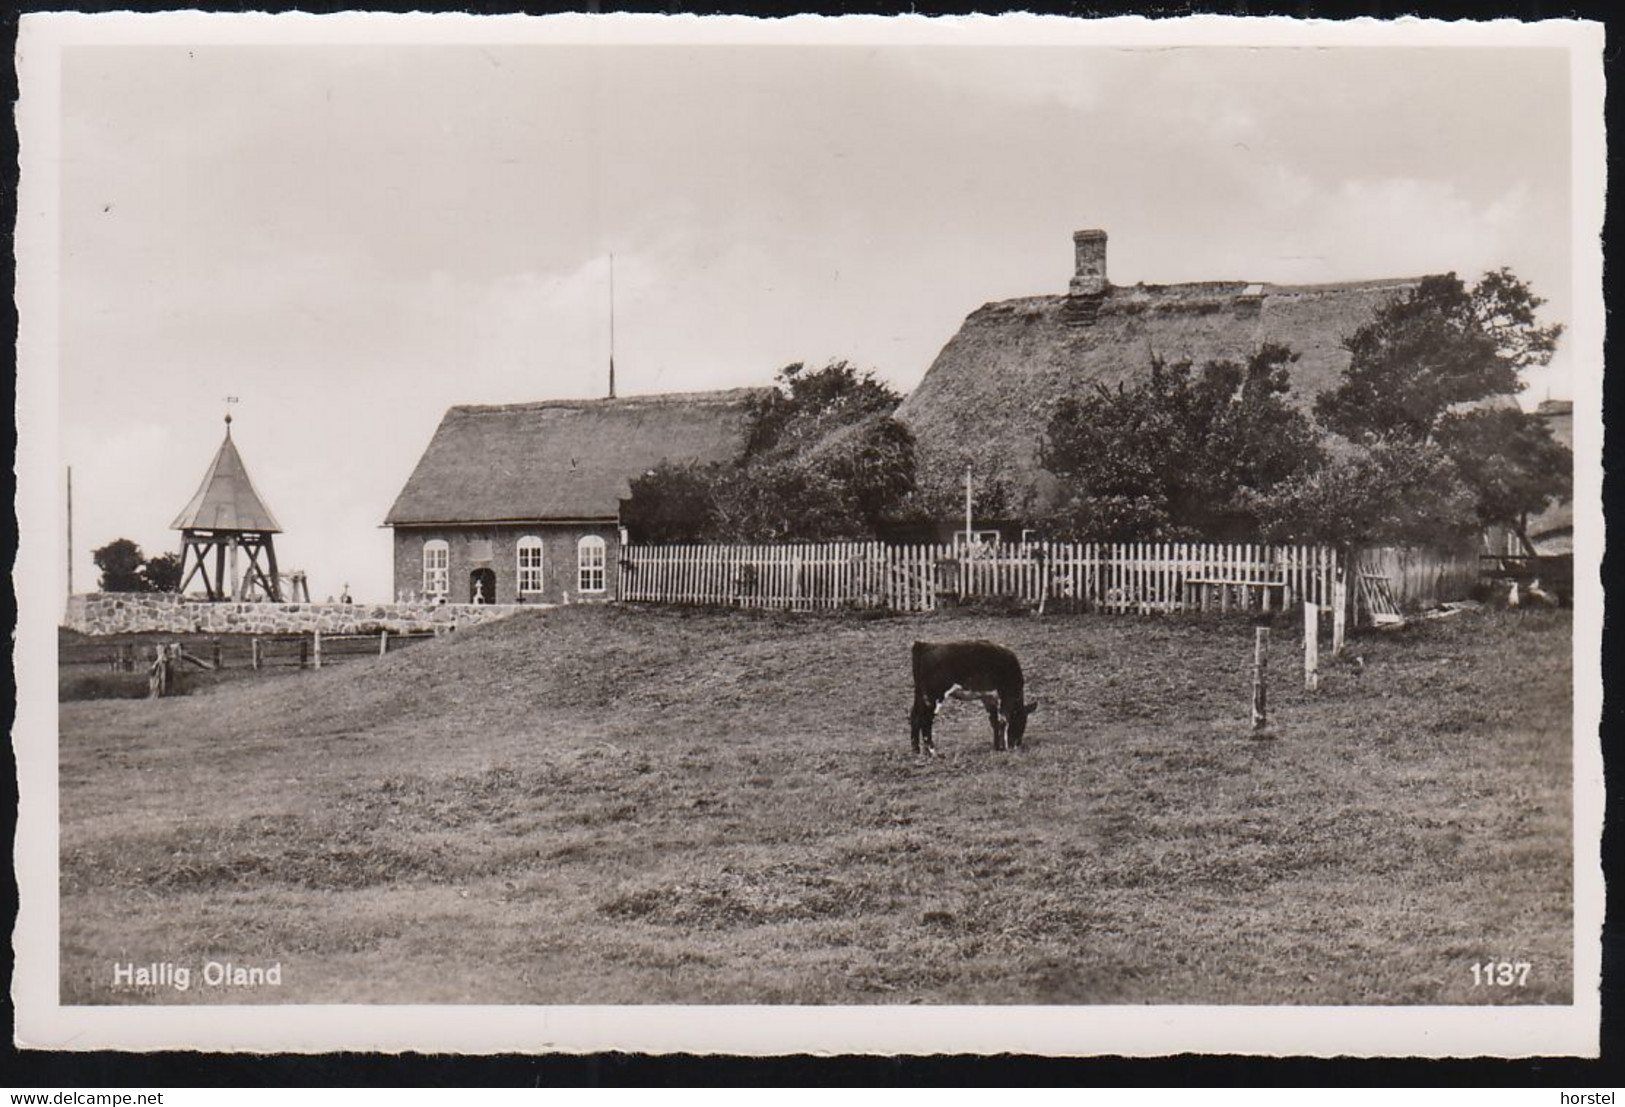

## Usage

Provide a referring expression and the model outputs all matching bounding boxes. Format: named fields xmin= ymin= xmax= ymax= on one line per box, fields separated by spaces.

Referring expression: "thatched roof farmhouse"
xmin=1528 ymin=398 xmax=1574 ymax=554
xmin=894 ymin=229 xmax=1421 ymax=513
xmin=385 ymin=388 xmax=767 ymax=604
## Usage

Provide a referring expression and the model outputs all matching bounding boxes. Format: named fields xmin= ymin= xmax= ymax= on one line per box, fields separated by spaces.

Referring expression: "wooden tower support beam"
xmin=175 ymin=529 xmax=283 ymax=603
xmin=213 ymin=541 xmax=228 ymax=603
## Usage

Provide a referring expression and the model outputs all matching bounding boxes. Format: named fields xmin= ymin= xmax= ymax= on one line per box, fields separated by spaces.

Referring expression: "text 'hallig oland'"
xmin=109 ymin=960 xmax=282 ymax=992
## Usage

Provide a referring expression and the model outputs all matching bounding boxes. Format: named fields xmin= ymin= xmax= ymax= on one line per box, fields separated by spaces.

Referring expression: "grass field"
xmin=58 ymin=603 xmax=1574 ymax=1006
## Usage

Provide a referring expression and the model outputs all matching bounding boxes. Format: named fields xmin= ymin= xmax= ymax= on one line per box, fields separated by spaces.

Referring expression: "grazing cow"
xmin=909 ymin=640 xmax=1040 ymax=755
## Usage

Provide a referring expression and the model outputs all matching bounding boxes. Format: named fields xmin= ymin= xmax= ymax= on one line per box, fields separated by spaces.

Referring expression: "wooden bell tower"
xmin=171 ymin=413 xmax=285 ymax=602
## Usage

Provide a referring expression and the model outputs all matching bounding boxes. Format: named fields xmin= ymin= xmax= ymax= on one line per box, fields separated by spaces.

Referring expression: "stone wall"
xmin=63 ymin=592 xmax=535 ymax=637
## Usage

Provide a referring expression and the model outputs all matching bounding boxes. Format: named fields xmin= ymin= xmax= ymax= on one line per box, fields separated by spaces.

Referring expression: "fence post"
xmin=148 ymin=644 xmax=176 ymax=699
xmin=212 ymin=637 xmax=222 ymax=670
xmin=299 ymin=636 xmax=309 ymax=669
xmin=251 ymin=637 xmax=260 ymax=670
xmin=380 ymin=629 xmax=389 ymax=657
xmin=1251 ymin=627 xmax=1269 ymax=732
xmin=1332 ymin=562 xmax=1347 ymax=657
xmin=1304 ymin=602 xmax=1320 ymax=692
xmin=313 ymin=629 xmax=322 ymax=670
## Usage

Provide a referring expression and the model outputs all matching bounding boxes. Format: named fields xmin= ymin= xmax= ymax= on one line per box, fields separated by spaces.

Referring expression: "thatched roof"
xmin=170 ymin=423 xmax=282 ymax=533
xmin=1537 ymin=398 xmax=1574 ymax=449
xmin=385 ymin=388 xmax=770 ymax=526
xmin=1529 ymin=398 xmax=1576 ymax=547
xmin=895 ymin=276 xmax=1421 ymax=504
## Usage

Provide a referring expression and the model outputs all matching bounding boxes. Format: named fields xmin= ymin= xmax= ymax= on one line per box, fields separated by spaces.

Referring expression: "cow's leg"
xmin=911 ymin=691 xmax=937 ymax=755
xmin=983 ymin=694 xmax=1007 ymax=751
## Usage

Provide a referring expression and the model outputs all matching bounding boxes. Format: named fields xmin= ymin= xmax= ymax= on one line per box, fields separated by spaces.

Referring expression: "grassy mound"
xmin=59 ymin=604 xmax=1573 ymax=1006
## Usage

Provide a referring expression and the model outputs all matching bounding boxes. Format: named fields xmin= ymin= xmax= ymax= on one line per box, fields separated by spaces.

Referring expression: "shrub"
xmin=59 ymin=672 xmax=156 ymax=702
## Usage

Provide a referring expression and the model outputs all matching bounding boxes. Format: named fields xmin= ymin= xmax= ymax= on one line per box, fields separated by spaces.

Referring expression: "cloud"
xmin=1279 ymin=176 xmax=1532 ymax=283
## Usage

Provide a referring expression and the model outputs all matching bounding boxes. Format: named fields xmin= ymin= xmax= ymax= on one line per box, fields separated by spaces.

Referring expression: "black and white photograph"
xmin=13 ymin=12 xmax=1605 ymax=1056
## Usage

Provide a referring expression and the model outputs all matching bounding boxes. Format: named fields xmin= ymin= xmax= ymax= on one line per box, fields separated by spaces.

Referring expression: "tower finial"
xmin=223 ymin=394 xmax=239 ymax=434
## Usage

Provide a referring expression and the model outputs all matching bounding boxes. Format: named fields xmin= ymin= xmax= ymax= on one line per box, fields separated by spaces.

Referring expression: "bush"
xmin=59 ymin=672 xmax=157 ymax=702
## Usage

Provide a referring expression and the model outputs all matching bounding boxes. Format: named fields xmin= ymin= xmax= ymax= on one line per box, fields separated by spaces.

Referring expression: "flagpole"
xmin=964 ymin=466 xmax=973 ymax=546
xmin=66 ymin=466 xmax=73 ymax=597
xmin=608 ymin=254 xmax=616 ymax=399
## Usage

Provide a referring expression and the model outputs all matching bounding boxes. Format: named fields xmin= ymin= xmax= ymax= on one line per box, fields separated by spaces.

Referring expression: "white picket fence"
xmin=620 ymin=541 xmax=1340 ymax=615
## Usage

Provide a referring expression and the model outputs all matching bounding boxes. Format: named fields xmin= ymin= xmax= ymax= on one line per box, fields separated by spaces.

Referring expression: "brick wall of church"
xmin=391 ymin=523 xmax=621 ymax=605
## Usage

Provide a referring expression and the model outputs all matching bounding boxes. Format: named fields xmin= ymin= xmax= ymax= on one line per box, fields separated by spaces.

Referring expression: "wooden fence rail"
xmin=60 ymin=630 xmax=437 ymax=672
xmin=621 ymin=541 xmax=1341 ymax=616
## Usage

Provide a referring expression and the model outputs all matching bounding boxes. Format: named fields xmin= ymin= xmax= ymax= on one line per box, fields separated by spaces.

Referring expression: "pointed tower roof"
xmin=169 ymin=416 xmax=283 ymax=533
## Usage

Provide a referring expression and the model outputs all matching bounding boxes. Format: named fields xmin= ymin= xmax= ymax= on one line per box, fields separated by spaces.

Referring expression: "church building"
xmin=384 ymin=389 xmax=766 ymax=604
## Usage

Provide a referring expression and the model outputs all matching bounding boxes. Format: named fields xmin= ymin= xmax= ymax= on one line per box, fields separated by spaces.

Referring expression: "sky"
xmin=48 ymin=26 xmax=1583 ymax=603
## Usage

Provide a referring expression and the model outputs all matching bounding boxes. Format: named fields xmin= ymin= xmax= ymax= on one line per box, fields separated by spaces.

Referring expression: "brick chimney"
xmin=1069 ymin=229 xmax=1108 ymax=296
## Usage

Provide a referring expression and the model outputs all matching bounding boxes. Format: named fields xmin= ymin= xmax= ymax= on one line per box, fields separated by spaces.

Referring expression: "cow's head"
xmin=1007 ymin=698 xmax=1040 ymax=745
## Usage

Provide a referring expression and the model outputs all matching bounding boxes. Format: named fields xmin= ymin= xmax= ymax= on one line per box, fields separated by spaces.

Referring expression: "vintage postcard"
xmin=13 ymin=12 xmax=1605 ymax=1056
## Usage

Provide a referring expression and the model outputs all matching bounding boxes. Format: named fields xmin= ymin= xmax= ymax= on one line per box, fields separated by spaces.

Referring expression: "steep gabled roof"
xmin=169 ymin=424 xmax=283 ymax=533
xmin=1529 ymin=398 xmax=1576 ymax=544
xmin=1537 ymin=398 xmax=1574 ymax=449
xmin=895 ymin=276 xmax=1422 ymax=506
xmin=385 ymin=388 xmax=770 ymax=526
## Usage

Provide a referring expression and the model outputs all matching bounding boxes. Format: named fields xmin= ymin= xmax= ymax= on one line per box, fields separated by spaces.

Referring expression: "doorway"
xmin=469 ymin=568 xmax=497 ymax=605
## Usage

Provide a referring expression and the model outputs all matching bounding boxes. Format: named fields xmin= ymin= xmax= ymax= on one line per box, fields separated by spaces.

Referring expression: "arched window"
xmin=422 ymin=539 xmax=449 ymax=599
xmin=577 ymin=535 xmax=607 ymax=594
xmin=517 ymin=536 xmax=544 ymax=595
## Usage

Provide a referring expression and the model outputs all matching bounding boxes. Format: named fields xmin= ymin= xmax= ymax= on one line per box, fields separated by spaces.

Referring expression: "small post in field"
xmin=148 ymin=643 xmax=178 ymax=698
xmin=1251 ymin=626 xmax=1269 ymax=732
xmin=1332 ymin=567 xmax=1347 ymax=656
xmin=1304 ymin=601 xmax=1320 ymax=692
xmin=313 ymin=629 xmax=322 ymax=670
xmin=379 ymin=629 xmax=389 ymax=656
xmin=251 ymin=637 xmax=260 ymax=670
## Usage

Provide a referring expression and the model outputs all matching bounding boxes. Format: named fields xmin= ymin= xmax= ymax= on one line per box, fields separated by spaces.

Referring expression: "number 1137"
xmin=1472 ymin=961 xmax=1531 ymax=986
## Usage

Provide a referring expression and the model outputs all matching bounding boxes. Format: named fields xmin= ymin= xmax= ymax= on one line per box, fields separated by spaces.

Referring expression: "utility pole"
xmin=66 ymin=466 xmax=73 ymax=596
xmin=608 ymin=254 xmax=617 ymax=399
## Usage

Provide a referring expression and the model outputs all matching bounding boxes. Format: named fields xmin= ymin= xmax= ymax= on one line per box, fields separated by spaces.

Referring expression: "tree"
xmin=91 ymin=539 xmax=188 ymax=593
xmin=620 ymin=360 xmax=918 ymax=542
xmin=93 ymin=538 xmax=151 ymax=592
xmin=622 ymin=460 xmax=727 ymax=545
xmin=1308 ymin=267 xmax=1569 ymax=548
xmin=140 ymin=551 xmax=185 ymax=593
xmin=801 ymin=413 xmax=917 ymax=532
xmin=743 ymin=360 xmax=903 ymax=459
xmin=1315 ymin=270 xmax=1562 ymax=444
xmin=1433 ymin=407 xmax=1572 ymax=551
xmin=1039 ymin=344 xmax=1325 ymax=540
xmin=710 ymin=456 xmax=860 ymax=541
xmin=897 ymin=439 xmax=1037 ymax=529
xmin=1247 ymin=440 xmax=1479 ymax=548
